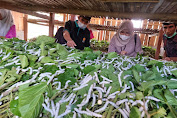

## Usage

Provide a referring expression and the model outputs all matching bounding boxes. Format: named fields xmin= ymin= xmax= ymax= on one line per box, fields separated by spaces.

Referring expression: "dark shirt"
xmin=163 ymin=34 xmax=177 ymax=57
xmin=64 ymin=20 xmax=90 ymax=50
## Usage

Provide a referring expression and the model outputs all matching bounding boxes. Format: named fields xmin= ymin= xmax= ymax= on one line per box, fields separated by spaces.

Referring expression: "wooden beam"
xmin=151 ymin=0 xmax=165 ymax=13
xmin=49 ymin=13 xmax=55 ymax=37
xmin=27 ymin=19 xmax=64 ymax=26
xmin=99 ymin=0 xmax=159 ymax=2
xmin=1 ymin=1 xmax=177 ymax=21
xmin=0 ymin=1 xmax=49 ymax=20
xmin=28 ymin=18 xmax=159 ymax=34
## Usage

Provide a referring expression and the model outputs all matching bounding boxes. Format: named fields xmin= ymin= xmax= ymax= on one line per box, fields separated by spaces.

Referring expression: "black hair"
xmin=163 ymin=22 xmax=177 ymax=26
xmin=79 ymin=15 xmax=91 ymax=21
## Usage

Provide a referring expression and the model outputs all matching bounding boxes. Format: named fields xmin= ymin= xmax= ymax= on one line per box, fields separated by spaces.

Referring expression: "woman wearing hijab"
xmin=0 ymin=9 xmax=16 ymax=38
xmin=108 ymin=20 xmax=143 ymax=57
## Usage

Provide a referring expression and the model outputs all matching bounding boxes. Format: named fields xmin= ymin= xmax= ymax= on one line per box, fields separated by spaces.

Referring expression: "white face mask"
xmin=119 ymin=34 xmax=130 ymax=41
xmin=78 ymin=20 xmax=87 ymax=29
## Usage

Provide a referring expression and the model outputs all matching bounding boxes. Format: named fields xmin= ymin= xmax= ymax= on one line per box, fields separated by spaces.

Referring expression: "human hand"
xmin=163 ymin=57 xmax=171 ymax=61
xmin=120 ymin=51 xmax=127 ymax=55
xmin=67 ymin=40 xmax=77 ymax=48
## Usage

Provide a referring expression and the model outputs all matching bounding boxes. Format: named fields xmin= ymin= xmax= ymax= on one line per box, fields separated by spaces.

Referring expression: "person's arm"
xmin=108 ymin=38 xmax=117 ymax=53
xmin=162 ymin=51 xmax=177 ymax=61
xmin=63 ymin=21 xmax=76 ymax=48
xmin=155 ymin=28 xmax=163 ymax=59
xmin=63 ymin=30 xmax=76 ymax=48
xmin=167 ymin=57 xmax=177 ymax=62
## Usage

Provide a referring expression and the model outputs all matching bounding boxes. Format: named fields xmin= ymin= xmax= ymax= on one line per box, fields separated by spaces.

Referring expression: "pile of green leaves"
xmin=142 ymin=46 xmax=156 ymax=58
xmin=90 ymin=39 xmax=109 ymax=52
xmin=0 ymin=36 xmax=177 ymax=118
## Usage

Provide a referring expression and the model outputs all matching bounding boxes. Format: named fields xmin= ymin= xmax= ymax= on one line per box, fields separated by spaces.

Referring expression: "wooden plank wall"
xmin=90 ymin=17 xmax=162 ymax=48
xmin=11 ymin=11 xmax=26 ymax=40
xmin=12 ymin=11 xmax=162 ymax=48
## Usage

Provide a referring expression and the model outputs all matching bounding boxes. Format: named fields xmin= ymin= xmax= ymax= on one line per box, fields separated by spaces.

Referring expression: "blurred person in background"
xmin=0 ymin=9 xmax=16 ymax=38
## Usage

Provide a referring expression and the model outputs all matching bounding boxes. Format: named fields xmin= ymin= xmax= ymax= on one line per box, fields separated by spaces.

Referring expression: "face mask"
xmin=78 ymin=20 xmax=87 ymax=29
xmin=165 ymin=32 xmax=177 ymax=38
xmin=119 ymin=34 xmax=130 ymax=41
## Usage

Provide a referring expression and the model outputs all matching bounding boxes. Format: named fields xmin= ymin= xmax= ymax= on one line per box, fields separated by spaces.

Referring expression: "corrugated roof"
xmin=0 ymin=0 xmax=177 ymax=21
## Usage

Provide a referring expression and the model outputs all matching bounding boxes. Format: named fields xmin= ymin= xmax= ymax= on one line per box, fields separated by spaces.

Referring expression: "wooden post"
xmin=49 ymin=13 xmax=55 ymax=37
xmin=155 ymin=28 xmax=163 ymax=59
xmin=23 ymin=14 xmax=28 ymax=41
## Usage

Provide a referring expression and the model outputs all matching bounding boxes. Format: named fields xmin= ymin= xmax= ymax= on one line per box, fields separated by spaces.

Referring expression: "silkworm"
xmin=42 ymin=103 xmax=54 ymax=117
xmin=109 ymin=91 xmax=120 ymax=97
xmin=51 ymin=100 xmax=56 ymax=115
xmin=60 ymin=93 xmax=74 ymax=103
xmin=94 ymin=72 xmax=100 ymax=83
xmin=69 ymin=94 xmax=76 ymax=105
xmin=132 ymin=100 xmax=144 ymax=106
xmin=95 ymin=100 xmax=109 ymax=113
xmin=125 ymin=102 xmax=130 ymax=113
xmin=73 ymin=84 xmax=88 ymax=91
xmin=57 ymin=110 xmax=71 ymax=118
xmin=101 ymin=75 xmax=113 ymax=82
xmin=93 ymin=87 xmax=104 ymax=93
xmin=118 ymin=71 xmax=123 ymax=87
xmin=123 ymin=109 xmax=129 ymax=117
xmin=105 ymin=86 xmax=112 ymax=97
xmin=64 ymin=80 xmax=71 ymax=89
xmin=2 ymin=52 xmax=11 ymax=60
xmin=116 ymin=99 xmax=129 ymax=105
xmin=109 ymin=101 xmax=118 ymax=108
xmin=123 ymin=75 xmax=132 ymax=80
xmin=118 ymin=108 xmax=128 ymax=118
xmin=44 ymin=63 xmax=55 ymax=65
xmin=145 ymin=96 xmax=160 ymax=102
xmin=86 ymin=108 xmax=102 ymax=117
xmin=92 ymin=93 xmax=96 ymax=107
xmin=141 ymin=111 xmax=145 ymax=118
xmin=72 ymin=111 xmax=77 ymax=118
xmin=77 ymin=85 xmax=93 ymax=107
xmin=129 ymin=81 xmax=135 ymax=91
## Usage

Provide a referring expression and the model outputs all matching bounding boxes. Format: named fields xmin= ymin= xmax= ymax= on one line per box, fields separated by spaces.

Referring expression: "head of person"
xmin=115 ymin=20 xmax=134 ymax=46
xmin=163 ymin=22 xmax=177 ymax=38
xmin=78 ymin=15 xmax=91 ymax=29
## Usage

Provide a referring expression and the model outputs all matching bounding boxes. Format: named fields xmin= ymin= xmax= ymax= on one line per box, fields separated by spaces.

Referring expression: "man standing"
xmin=155 ymin=22 xmax=177 ymax=61
xmin=63 ymin=15 xmax=91 ymax=50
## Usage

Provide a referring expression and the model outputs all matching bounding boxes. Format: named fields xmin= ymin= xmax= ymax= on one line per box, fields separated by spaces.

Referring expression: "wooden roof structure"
xmin=1 ymin=0 xmax=177 ymax=22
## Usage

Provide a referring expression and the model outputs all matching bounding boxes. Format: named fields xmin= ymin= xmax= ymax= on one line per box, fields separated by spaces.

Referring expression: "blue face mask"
xmin=165 ymin=32 xmax=177 ymax=38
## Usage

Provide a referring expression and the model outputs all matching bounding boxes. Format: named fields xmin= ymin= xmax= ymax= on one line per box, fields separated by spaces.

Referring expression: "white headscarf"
xmin=0 ymin=9 xmax=14 ymax=37
xmin=114 ymin=20 xmax=134 ymax=47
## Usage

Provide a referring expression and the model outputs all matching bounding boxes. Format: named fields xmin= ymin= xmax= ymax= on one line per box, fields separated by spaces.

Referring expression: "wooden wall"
xmin=11 ymin=11 xmax=162 ymax=48
xmin=11 ymin=11 xmax=25 ymax=40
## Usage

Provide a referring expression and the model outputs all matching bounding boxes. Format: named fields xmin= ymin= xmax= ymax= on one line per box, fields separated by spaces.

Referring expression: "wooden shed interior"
xmin=1 ymin=0 xmax=177 ymax=49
